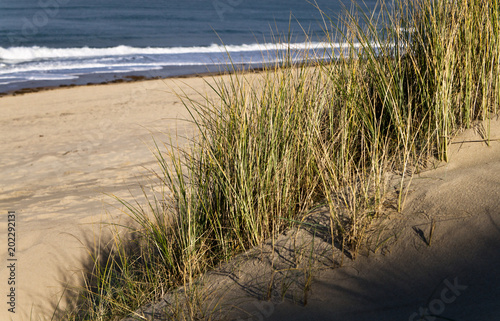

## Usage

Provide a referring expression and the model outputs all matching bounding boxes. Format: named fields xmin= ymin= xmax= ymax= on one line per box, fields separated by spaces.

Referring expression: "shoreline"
xmin=0 ymin=67 xmax=221 ymax=97
xmin=0 ymin=59 xmax=328 ymax=98
xmin=0 ymin=62 xmax=268 ymax=98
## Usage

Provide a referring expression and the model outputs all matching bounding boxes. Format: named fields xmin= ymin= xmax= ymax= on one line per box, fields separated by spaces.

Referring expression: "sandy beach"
xmin=0 ymin=77 xmax=220 ymax=320
xmin=1 ymin=74 xmax=500 ymax=321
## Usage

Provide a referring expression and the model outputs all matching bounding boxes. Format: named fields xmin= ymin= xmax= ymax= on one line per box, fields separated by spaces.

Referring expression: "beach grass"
xmin=69 ymin=0 xmax=500 ymax=319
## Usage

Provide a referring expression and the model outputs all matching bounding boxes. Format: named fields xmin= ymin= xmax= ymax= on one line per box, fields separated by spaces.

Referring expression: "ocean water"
xmin=0 ymin=0 xmax=377 ymax=93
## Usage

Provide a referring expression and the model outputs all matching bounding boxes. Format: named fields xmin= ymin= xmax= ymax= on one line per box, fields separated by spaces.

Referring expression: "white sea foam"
xmin=0 ymin=62 xmax=172 ymax=75
xmin=0 ymin=42 xmax=361 ymax=90
xmin=0 ymin=43 xmax=336 ymax=62
xmin=26 ymin=75 xmax=79 ymax=81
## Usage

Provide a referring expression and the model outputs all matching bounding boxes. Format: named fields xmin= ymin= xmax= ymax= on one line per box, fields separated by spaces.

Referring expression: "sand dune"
xmin=124 ymin=118 xmax=500 ymax=321
xmin=263 ymin=118 xmax=500 ymax=320
xmin=2 ymin=75 xmax=499 ymax=320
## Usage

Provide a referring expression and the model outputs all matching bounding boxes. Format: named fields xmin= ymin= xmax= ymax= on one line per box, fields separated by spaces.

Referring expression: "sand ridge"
xmin=262 ymin=118 xmax=500 ymax=320
xmin=123 ymin=118 xmax=500 ymax=321
xmin=255 ymin=118 xmax=500 ymax=320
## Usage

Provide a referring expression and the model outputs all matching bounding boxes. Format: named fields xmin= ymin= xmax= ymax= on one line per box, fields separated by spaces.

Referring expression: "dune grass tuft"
xmin=69 ymin=0 xmax=499 ymax=319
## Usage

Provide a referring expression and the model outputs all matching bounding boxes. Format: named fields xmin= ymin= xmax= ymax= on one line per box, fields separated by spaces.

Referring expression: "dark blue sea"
xmin=0 ymin=0 xmax=377 ymax=93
